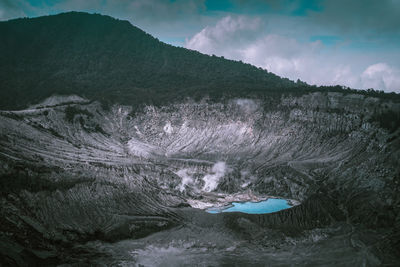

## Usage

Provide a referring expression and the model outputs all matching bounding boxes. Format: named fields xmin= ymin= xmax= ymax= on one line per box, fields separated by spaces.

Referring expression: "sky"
xmin=1 ymin=0 xmax=400 ymax=93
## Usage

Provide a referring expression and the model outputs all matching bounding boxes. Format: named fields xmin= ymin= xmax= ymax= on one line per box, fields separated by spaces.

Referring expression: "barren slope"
xmin=1 ymin=93 xmax=399 ymax=265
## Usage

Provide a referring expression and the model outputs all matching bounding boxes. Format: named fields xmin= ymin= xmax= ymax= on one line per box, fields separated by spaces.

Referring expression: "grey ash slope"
xmin=1 ymin=93 xmax=400 ymax=266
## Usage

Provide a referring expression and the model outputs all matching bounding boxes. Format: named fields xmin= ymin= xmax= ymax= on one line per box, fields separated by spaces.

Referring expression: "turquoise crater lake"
xmin=206 ymin=198 xmax=291 ymax=214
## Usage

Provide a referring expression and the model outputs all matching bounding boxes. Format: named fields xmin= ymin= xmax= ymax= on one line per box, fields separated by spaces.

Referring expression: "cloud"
xmin=186 ymin=16 xmax=321 ymax=82
xmin=47 ymin=0 xmax=206 ymax=23
xmin=186 ymin=15 xmax=400 ymax=93
xmin=185 ymin=15 xmax=262 ymax=55
xmin=0 ymin=0 xmax=30 ymax=20
xmin=309 ymin=0 xmax=400 ymax=35
xmin=227 ymin=0 xmax=400 ymax=36
xmin=0 ymin=0 xmax=212 ymax=46
xmin=240 ymin=34 xmax=323 ymax=78
xmin=361 ymin=63 xmax=400 ymax=92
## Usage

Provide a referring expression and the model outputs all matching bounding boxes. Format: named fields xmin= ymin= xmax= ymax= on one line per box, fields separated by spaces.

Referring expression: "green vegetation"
xmin=371 ymin=110 xmax=400 ymax=133
xmin=1 ymin=12 xmax=398 ymax=111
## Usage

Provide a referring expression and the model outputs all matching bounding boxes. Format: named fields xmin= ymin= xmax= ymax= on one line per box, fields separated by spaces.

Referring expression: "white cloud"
xmin=185 ymin=16 xmax=400 ymax=93
xmin=186 ymin=15 xmax=262 ymax=56
xmin=239 ymin=34 xmax=323 ymax=82
xmin=361 ymin=63 xmax=400 ymax=92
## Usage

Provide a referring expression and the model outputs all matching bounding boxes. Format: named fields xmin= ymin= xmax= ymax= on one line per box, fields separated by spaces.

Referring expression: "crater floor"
xmin=1 ymin=94 xmax=399 ymax=266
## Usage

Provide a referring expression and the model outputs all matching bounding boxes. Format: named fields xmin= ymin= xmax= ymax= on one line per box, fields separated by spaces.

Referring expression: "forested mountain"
xmin=1 ymin=12 xmax=398 ymax=111
xmin=0 ymin=12 xmax=297 ymax=110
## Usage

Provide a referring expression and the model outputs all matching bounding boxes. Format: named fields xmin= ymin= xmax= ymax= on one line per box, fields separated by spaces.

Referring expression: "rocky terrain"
xmin=1 ymin=92 xmax=399 ymax=266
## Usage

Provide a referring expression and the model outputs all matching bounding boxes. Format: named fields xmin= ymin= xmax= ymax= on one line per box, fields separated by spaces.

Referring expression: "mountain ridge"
xmin=1 ymin=11 xmax=398 ymax=111
xmin=0 ymin=11 xmax=293 ymax=110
